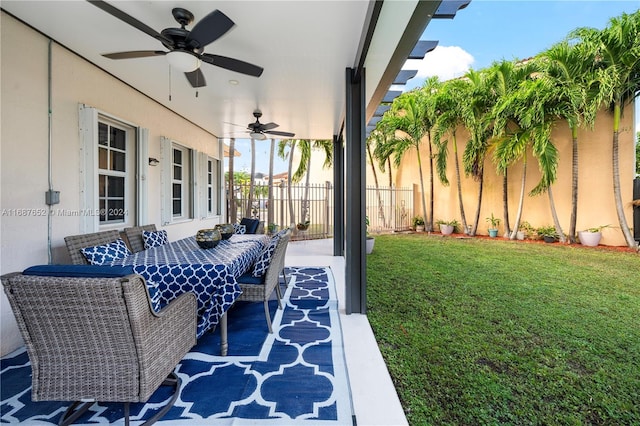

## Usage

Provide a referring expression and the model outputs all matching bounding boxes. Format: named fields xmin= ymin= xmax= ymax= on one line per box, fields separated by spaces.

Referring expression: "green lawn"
xmin=366 ymin=234 xmax=640 ymax=425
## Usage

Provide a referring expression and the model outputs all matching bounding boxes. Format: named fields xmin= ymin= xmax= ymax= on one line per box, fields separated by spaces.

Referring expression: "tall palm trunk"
xmin=568 ymin=125 xmax=579 ymax=243
xmin=611 ymin=103 xmax=635 ymax=248
xmin=471 ymin=169 xmax=484 ymax=236
xmin=502 ymin=171 xmax=510 ymax=235
xmin=427 ymin=132 xmax=435 ymax=232
xmin=387 ymin=158 xmax=393 ymax=187
xmin=452 ymin=132 xmax=468 ymax=234
xmin=228 ymin=138 xmax=237 ymax=223
xmin=509 ymin=154 xmax=527 ymax=240
xmin=415 ymin=145 xmax=429 ymax=231
xmin=367 ymin=143 xmax=386 ymax=227
xmin=246 ymin=138 xmax=256 ymax=218
xmin=267 ymin=139 xmax=275 ymax=229
xmin=287 ymin=140 xmax=297 ymax=227
xmin=301 ymin=151 xmax=311 ymax=223
xmin=548 ymin=186 xmax=565 ymax=243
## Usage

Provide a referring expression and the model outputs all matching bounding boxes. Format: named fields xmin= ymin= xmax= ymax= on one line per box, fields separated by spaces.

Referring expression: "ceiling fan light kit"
xmin=250 ymin=131 xmax=267 ymax=140
xmin=166 ymin=50 xmax=201 ymax=72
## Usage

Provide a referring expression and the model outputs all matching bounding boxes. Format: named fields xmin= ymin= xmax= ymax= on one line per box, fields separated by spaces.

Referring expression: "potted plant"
xmin=517 ymin=221 xmax=534 ymax=240
xmin=436 ymin=219 xmax=460 ymax=236
xmin=296 ymin=220 xmax=310 ymax=231
xmin=485 ymin=213 xmax=501 ymax=237
xmin=412 ymin=215 xmax=425 ymax=232
xmin=365 ymin=216 xmax=375 ymax=254
xmin=537 ymin=225 xmax=558 ymax=243
xmin=578 ymin=224 xmax=610 ymax=247
xmin=267 ymin=223 xmax=278 ymax=234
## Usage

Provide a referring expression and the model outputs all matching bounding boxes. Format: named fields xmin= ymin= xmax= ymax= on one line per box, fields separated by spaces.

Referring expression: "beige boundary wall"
xmin=393 ymin=103 xmax=636 ymax=247
xmin=1 ymin=14 xmax=225 ymax=355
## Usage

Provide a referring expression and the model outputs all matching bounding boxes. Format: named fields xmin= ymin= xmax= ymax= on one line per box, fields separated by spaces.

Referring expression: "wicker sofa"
xmin=2 ymin=269 xmax=197 ymax=425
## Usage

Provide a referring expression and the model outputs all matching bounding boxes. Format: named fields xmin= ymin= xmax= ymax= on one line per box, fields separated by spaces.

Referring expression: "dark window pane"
xmin=99 ymin=147 xmax=108 ymax=169
xmin=173 ymin=200 xmax=182 ymax=216
xmin=99 ymin=174 xmax=106 ymax=197
xmin=108 ymin=199 xmax=125 ymax=221
xmin=98 ymin=123 xmax=108 ymax=146
xmin=208 ymin=161 xmax=212 ymax=172
xmin=99 ymin=199 xmax=106 ymax=222
xmin=110 ymin=127 xmax=126 ymax=150
xmin=173 ymin=183 xmax=181 ymax=199
xmin=111 ymin=151 xmax=126 ymax=172
xmin=173 ymin=149 xmax=182 ymax=165
xmin=173 ymin=165 xmax=182 ymax=180
xmin=108 ymin=176 xmax=125 ymax=197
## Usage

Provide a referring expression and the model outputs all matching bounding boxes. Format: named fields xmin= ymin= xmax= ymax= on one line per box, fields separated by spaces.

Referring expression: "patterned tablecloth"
xmin=111 ymin=234 xmax=268 ymax=338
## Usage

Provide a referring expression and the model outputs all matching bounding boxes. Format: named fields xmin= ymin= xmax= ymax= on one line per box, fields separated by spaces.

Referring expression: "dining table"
xmin=110 ymin=233 xmax=269 ymax=355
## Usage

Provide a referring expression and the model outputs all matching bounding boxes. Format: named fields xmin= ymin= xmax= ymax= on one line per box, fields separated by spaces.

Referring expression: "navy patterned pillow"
xmin=142 ymin=230 xmax=168 ymax=249
xmin=81 ymin=239 xmax=131 ymax=266
xmin=233 ymin=223 xmax=247 ymax=235
xmin=252 ymin=235 xmax=280 ymax=277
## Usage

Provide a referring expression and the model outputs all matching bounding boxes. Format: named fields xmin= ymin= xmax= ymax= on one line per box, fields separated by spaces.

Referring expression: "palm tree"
xmin=267 ymin=138 xmax=276 ymax=230
xmin=458 ymin=68 xmax=497 ymax=237
xmin=434 ymin=78 xmax=470 ymax=234
xmin=277 ymin=139 xmax=297 ymax=227
xmin=383 ymin=92 xmax=431 ymax=230
xmin=493 ymin=65 xmax=563 ymax=241
xmin=367 ymin=127 xmax=389 ymax=227
xmin=291 ymin=139 xmax=333 ymax=226
xmin=572 ymin=10 xmax=640 ymax=248
xmin=538 ymin=39 xmax=599 ymax=243
xmin=245 ymin=138 xmax=256 ymax=218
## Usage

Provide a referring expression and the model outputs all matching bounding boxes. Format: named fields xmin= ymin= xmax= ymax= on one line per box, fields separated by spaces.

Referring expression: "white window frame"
xmin=79 ymin=105 xmax=148 ymax=233
xmin=161 ymin=137 xmax=196 ymax=225
xmin=199 ymin=153 xmax=221 ymax=218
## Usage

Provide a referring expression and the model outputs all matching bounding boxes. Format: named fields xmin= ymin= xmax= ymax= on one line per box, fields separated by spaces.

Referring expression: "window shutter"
xmin=78 ymin=104 xmax=98 ymax=233
xmin=137 ymin=127 xmax=149 ymax=225
xmin=160 ymin=136 xmax=172 ymax=225
xmin=191 ymin=149 xmax=199 ymax=220
xmin=199 ymin=152 xmax=208 ymax=219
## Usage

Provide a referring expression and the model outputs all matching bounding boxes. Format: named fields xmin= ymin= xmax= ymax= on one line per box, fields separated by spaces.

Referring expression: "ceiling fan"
xmin=245 ymin=111 xmax=295 ymax=140
xmin=88 ymin=0 xmax=264 ymax=88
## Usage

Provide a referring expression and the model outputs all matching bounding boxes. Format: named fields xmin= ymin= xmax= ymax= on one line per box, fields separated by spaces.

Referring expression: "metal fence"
xmin=366 ymin=185 xmax=414 ymax=233
xmin=229 ymin=181 xmax=414 ymax=239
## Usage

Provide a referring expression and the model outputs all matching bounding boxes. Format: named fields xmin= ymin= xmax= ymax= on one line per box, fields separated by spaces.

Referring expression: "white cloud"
xmin=402 ymin=45 xmax=474 ymax=90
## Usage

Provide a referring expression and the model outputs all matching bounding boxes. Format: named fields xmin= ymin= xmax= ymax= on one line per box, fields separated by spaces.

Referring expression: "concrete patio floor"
xmin=285 ymin=238 xmax=407 ymax=426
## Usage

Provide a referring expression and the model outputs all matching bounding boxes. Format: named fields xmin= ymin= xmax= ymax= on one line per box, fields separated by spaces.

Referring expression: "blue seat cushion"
xmin=237 ymin=272 xmax=265 ymax=285
xmin=23 ymin=264 xmax=135 ymax=277
xmin=240 ymin=218 xmax=260 ymax=234
xmin=23 ymin=264 xmax=164 ymax=312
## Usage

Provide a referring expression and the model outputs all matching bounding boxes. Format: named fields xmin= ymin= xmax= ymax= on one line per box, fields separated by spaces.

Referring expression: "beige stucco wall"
xmin=394 ymin=103 xmax=636 ymax=246
xmin=1 ymin=13 xmax=224 ymax=355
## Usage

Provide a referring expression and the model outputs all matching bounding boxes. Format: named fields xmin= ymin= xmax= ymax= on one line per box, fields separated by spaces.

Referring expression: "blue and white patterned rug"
xmin=0 ymin=267 xmax=354 ymax=425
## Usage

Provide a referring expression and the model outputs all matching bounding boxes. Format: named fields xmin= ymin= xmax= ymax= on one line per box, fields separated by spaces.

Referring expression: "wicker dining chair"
xmin=236 ymin=230 xmax=291 ymax=333
xmin=124 ymin=224 xmax=158 ymax=253
xmin=2 ymin=270 xmax=197 ymax=426
xmin=64 ymin=230 xmax=121 ymax=264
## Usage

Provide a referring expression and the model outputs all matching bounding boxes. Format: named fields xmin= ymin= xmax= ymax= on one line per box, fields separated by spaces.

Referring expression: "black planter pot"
xmin=543 ymin=235 xmax=556 ymax=243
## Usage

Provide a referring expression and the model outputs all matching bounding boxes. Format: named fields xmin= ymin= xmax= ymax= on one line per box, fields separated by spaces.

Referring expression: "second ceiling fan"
xmin=245 ymin=111 xmax=295 ymax=140
xmin=88 ymin=0 xmax=264 ymax=88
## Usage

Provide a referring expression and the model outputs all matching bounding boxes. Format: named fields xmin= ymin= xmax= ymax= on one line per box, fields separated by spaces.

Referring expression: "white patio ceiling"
xmin=1 ymin=0 xmax=453 ymax=141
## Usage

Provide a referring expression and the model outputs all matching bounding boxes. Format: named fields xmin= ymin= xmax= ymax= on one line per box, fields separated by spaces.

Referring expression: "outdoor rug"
xmin=0 ymin=267 xmax=354 ymax=425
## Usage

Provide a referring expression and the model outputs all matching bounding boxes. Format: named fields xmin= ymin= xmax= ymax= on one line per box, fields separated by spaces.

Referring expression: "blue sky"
xmin=229 ymin=1 xmax=639 ymax=175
